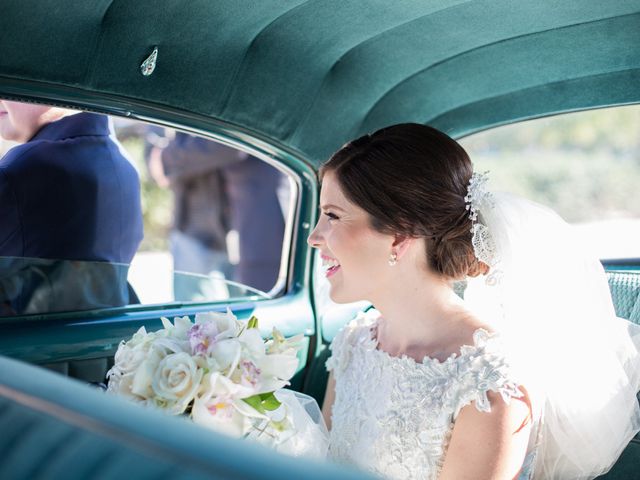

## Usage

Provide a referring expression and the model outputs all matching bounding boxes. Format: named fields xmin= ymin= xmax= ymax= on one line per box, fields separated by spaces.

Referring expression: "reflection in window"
xmin=0 ymin=257 xmax=130 ymax=316
xmin=115 ymin=121 xmax=292 ymax=305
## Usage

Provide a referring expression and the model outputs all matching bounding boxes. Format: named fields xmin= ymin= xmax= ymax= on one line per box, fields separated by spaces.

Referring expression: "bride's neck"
xmin=372 ymin=271 xmax=465 ymax=350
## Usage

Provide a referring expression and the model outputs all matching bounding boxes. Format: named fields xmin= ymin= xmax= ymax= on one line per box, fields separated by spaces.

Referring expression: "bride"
xmin=307 ymin=123 xmax=640 ymax=479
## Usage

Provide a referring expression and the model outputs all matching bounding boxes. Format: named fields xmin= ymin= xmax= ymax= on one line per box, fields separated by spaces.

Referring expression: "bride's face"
xmin=308 ymin=171 xmax=393 ymax=303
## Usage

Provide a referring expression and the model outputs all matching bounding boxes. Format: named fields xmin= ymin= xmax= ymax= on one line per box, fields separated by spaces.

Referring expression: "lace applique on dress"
xmin=325 ymin=309 xmax=378 ymax=375
xmin=326 ymin=312 xmax=532 ymax=480
xmin=450 ymin=329 xmax=524 ymax=417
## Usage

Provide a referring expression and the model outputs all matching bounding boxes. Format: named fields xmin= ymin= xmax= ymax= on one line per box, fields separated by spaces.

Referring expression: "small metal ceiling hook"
xmin=140 ymin=47 xmax=158 ymax=76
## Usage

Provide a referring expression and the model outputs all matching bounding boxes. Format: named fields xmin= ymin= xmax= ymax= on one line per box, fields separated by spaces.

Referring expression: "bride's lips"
xmin=321 ymin=254 xmax=341 ymax=278
xmin=326 ymin=265 xmax=341 ymax=278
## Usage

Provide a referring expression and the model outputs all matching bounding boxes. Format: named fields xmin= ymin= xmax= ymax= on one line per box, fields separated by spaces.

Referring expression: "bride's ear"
xmin=391 ymin=235 xmax=414 ymax=260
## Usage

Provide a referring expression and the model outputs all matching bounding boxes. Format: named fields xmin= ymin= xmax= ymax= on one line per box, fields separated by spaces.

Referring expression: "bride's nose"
xmin=307 ymin=223 xmax=323 ymax=249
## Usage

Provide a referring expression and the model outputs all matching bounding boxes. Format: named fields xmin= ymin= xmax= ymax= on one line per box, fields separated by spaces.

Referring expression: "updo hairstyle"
xmin=320 ymin=123 xmax=488 ymax=279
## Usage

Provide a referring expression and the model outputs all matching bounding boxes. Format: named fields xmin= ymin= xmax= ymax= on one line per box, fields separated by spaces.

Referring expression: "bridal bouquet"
xmin=106 ymin=310 xmax=327 ymax=456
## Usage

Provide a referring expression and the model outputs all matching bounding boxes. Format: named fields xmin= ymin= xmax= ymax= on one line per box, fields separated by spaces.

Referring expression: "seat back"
xmin=599 ymin=269 xmax=640 ymax=478
xmin=0 ymin=355 xmax=371 ymax=480
xmin=607 ymin=270 xmax=640 ymax=324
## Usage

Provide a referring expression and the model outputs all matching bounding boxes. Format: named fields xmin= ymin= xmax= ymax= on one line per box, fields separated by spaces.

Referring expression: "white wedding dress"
xmin=325 ymin=188 xmax=640 ymax=479
xmin=326 ymin=309 xmax=539 ymax=480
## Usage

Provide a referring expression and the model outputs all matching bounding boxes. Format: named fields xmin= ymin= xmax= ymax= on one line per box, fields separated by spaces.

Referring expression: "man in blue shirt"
xmin=0 ymin=101 xmax=143 ymax=263
xmin=0 ymin=101 xmax=143 ymax=314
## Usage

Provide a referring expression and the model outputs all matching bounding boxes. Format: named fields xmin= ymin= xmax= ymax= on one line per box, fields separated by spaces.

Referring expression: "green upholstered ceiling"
xmin=0 ymin=0 xmax=639 ymax=166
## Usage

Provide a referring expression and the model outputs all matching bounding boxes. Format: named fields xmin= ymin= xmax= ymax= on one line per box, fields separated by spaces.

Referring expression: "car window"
xmin=0 ymin=107 xmax=295 ymax=317
xmin=460 ymin=104 xmax=640 ymax=260
xmin=114 ymin=119 xmax=294 ymax=304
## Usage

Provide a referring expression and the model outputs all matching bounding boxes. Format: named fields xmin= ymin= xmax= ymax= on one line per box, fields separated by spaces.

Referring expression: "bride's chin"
xmin=328 ymin=290 xmax=344 ymax=303
xmin=328 ymin=287 xmax=360 ymax=305
xmin=328 ymin=287 xmax=346 ymax=304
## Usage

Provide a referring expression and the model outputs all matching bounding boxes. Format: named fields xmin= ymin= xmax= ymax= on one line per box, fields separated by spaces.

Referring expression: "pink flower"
xmin=240 ymin=360 xmax=262 ymax=388
xmin=188 ymin=322 xmax=220 ymax=356
xmin=206 ymin=397 xmax=234 ymax=420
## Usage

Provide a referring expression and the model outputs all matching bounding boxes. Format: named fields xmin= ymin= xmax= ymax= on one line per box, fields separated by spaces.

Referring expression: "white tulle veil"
xmin=462 ymin=176 xmax=640 ymax=479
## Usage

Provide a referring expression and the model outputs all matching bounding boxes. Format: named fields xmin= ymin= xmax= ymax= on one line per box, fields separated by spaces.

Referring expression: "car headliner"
xmin=0 ymin=0 xmax=639 ymax=166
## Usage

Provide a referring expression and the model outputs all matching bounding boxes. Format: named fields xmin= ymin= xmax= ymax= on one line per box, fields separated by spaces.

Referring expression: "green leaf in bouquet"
xmin=259 ymin=392 xmax=282 ymax=411
xmin=243 ymin=394 xmax=267 ymax=414
xmin=243 ymin=392 xmax=282 ymax=414
xmin=247 ymin=315 xmax=259 ymax=330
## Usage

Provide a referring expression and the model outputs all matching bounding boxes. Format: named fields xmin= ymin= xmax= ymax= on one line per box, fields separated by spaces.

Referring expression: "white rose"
xmin=106 ymin=370 xmax=124 ymax=393
xmin=111 ymin=343 xmax=146 ymax=376
xmin=130 ymin=347 xmax=165 ymax=398
xmin=127 ymin=326 xmax=155 ymax=348
xmin=106 ymin=331 xmax=156 ymax=397
xmin=106 ymin=372 xmax=146 ymax=405
xmin=151 ymin=352 xmax=203 ymax=414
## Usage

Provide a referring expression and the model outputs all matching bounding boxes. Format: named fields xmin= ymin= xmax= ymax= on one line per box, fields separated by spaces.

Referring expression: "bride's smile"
xmin=320 ymin=255 xmax=340 ymax=278
xmin=308 ymin=170 xmax=394 ymax=304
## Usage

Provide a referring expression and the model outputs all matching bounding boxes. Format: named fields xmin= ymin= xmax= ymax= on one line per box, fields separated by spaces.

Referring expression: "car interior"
xmin=1 ymin=1 xmax=639 ymax=479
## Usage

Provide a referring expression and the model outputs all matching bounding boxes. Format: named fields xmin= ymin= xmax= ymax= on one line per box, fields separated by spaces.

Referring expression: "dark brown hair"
xmin=320 ymin=123 xmax=487 ymax=279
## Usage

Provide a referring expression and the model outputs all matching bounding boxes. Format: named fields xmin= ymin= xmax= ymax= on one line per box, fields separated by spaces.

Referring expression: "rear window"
xmin=460 ymin=104 xmax=640 ymax=260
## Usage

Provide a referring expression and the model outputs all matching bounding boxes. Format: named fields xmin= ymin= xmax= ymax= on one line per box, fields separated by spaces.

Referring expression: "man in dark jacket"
xmin=223 ymin=155 xmax=285 ymax=292
xmin=149 ymin=131 xmax=285 ymax=298
xmin=149 ymin=132 xmax=237 ymax=300
xmin=0 ymin=101 xmax=143 ymax=314
xmin=0 ymin=101 xmax=143 ymax=262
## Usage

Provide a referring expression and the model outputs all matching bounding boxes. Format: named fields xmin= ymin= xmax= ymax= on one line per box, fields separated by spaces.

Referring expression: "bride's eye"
xmin=324 ymin=211 xmax=340 ymax=221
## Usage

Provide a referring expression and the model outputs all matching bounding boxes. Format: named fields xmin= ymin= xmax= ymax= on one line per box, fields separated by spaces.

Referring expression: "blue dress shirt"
xmin=0 ymin=112 xmax=143 ymax=264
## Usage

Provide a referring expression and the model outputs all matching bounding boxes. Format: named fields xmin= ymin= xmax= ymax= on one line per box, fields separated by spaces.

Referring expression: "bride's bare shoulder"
xmin=436 ymin=309 xmax=495 ymax=358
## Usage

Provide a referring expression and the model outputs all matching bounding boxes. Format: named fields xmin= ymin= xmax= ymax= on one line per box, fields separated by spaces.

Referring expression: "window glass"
xmin=117 ymin=120 xmax=293 ymax=305
xmin=0 ymin=104 xmax=293 ymax=316
xmin=460 ymin=105 xmax=640 ymax=259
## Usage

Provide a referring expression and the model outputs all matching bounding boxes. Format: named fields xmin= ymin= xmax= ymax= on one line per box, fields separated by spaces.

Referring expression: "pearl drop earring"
xmin=388 ymin=252 xmax=398 ymax=266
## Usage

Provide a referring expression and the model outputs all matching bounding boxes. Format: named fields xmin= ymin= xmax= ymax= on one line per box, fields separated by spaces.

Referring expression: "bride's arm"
xmin=321 ymin=372 xmax=336 ymax=430
xmin=438 ymin=390 xmax=532 ymax=480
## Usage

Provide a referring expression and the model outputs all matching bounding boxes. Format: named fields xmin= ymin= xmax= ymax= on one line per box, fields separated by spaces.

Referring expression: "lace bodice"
xmin=326 ymin=310 xmax=537 ymax=480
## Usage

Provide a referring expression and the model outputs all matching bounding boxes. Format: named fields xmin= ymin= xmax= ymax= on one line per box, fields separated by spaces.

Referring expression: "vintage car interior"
xmin=1 ymin=0 xmax=639 ymax=478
